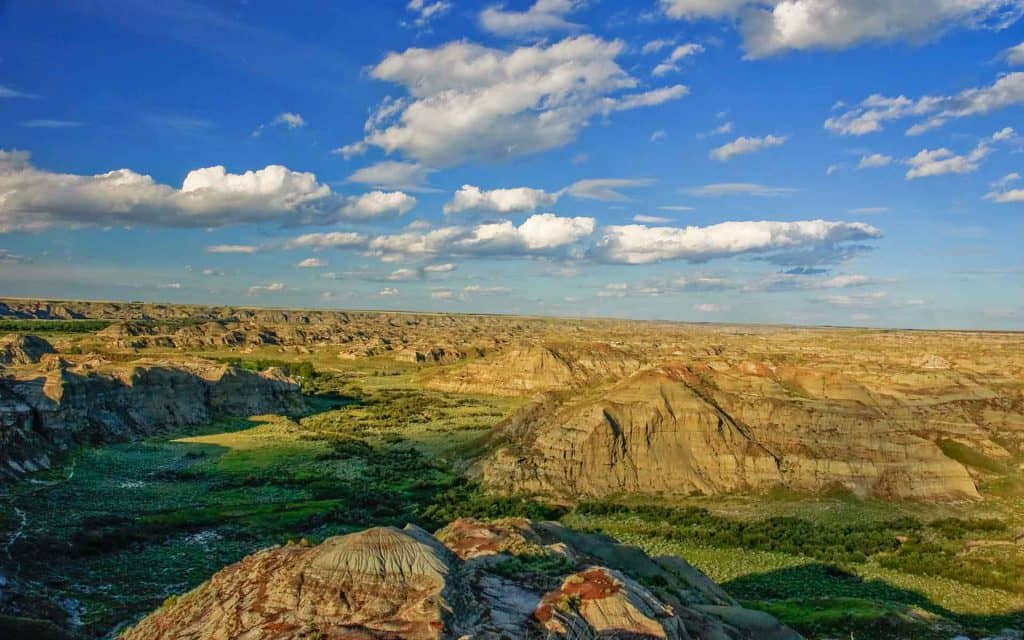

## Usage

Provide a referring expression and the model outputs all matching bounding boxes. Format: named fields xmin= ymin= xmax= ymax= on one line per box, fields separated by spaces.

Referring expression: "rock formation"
xmin=121 ymin=518 xmax=801 ymax=640
xmin=479 ymin=364 xmax=986 ymax=501
xmin=0 ymin=357 xmax=303 ymax=480
xmin=0 ymin=334 xmax=55 ymax=366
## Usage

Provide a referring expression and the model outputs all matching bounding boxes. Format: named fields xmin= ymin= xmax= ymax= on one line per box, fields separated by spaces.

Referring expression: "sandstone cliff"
xmin=0 ymin=356 xmax=304 ymax=480
xmin=479 ymin=364 xmax=986 ymax=501
xmin=121 ymin=518 xmax=801 ymax=640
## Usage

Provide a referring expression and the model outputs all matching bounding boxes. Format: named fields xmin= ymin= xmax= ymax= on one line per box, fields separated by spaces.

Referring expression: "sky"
xmin=1 ymin=0 xmax=1022 ymax=329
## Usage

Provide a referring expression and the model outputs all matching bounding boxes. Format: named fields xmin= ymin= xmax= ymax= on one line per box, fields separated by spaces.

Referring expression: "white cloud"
xmin=565 ymin=178 xmax=654 ymax=201
xmin=653 ymin=43 xmax=705 ymax=76
xmin=633 ymin=214 xmax=673 ymax=223
xmin=248 ymin=282 xmax=285 ymax=295
xmin=297 ymin=257 xmax=327 ymax=268
xmin=252 ymin=112 xmax=306 ymax=136
xmin=857 ymin=153 xmax=892 ymax=169
xmin=711 ymin=134 xmax=787 ymax=161
xmin=641 ymin=39 xmax=676 ymax=55
xmin=347 ymin=161 xmax=433 ymax=191
xmin=658 ymin=205 xmax=694 ymax=211
xmin=464 ymin=284 xmax=510 ymax=295
xmin=992 ymin=172 xmax=1021 ymax=187
xmin=591 ymin=219 xmax=881 ymax=264
xmin=1006 ymin=41 xmax=1024 ymax=64
xmin=686 ymin=182 xmax=796 ymax=197
xmin=826 ymin=72 xmax=1024 ymax=136
xmin=367 ymin=213 xmax=595 ymax=262
xmin=694 ymin=303 xmax=730 ymax=313
xmin=698 ymin=121 xmax=733 ymax=138
xmin=157 ymin=282 xmax=183 ymax=290
xmin=820 ymin=274 xmax=873 ymax=288
xmin=444 ymin=184 xmax=559 ymax=214
xmin=345 ymin=36 xmax=688 ymax=166
xmin=339 ymin=191 xmax=416 ymax=220
xmin=480 ymin=0 xmax=581 ymax=36
xmin=284 ymin=214 xmax=595 ymax=263
xmin=659 ymin=0 xmax=748 ymax=19
xmin=407 ymin=0 xmax=452 ymax=27
xmin=662 ymin=0 xmax=1024 ymax=58
xmin=987 ymin=187 xmax=1024 ymax=201
xmin=387 ymin=268 xmax=420 ymax=281
xmin=0 ymin=151 xmax=385 ymax=232
xmin=424 ymin=262 xmax=456 ymax=272
xmin=378 ymin=287 xmax=400 ymax=296
xmin=284 ymin=232 xmax=367 ymax=250
xmin=431 ymin=288 xmax=455 ymax=299
xmin=650 ymin=129 xmax=667 ymax=142
xmin=826 ymin=163 xmax=847 ymax=176
xmin=206 ymin=244 xmax=260 ymax=254
xmin=904 ymin=128 xmax=1012 ymax=179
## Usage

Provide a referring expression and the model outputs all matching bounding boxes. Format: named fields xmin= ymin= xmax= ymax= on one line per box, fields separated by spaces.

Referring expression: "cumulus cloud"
xmin=710 ymin=134 xmax=787 ymax=161
xmin=905 ymin=128 xmax=1013 ymax=179
xmin=686 ymin=182 xmax=796 ymax=197
xmin=378 ymin=287 xmax=400 ymax=296
xmin=591 ymin=219 xmax=880 ymax=265
xmin=344 ymin=36 xmax=688 ymax=166
xmin=206 ymin=244 xmax=260 ymax=254
xmin=296 ymin=257 xmax=327 ymax=268
xmin=347 ymin=161 xmax=433 ymax=191
xmin=424 ymin=262 xmax=456 ymax=273
xmin=826 ymin=72 xmax=1024 ymax=136
xmin=857 ymin=153 xmax=892 ymax=169
xmin=464 ymin=284 xmax=510 ymax=295
xmin=406 ymin=0 xmax=452 ymax=27
xmin=288 ymin=213 xmax=595 ymax=263
xmin=642 ymin=39 xmax=676 ymax=55
xmin=431 ymin=289 xmax=455 ymax=299
xmin=0 ymin=151 xmax=404 ymax=232
xmin=339 ymin=191 xmax=416 ymax=220
xmin=633 ymin=214 xmax=673 ymax=223
xmin=662 ymin=0 xmax=1024 ymax=58
xmin=444 ymin=184 xmax=559 ymax=214
xmin=480 ymin=0 xmax=581 ymax=36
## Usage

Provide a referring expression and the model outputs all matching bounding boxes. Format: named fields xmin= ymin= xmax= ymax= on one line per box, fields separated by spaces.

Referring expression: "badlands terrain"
xmin=0 ymin=297 xmax=1022 ymax=639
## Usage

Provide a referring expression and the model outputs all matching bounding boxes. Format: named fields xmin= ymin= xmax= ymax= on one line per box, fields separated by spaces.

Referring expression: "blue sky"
xmin=1 ymin=0 xmax=1022 ymax=329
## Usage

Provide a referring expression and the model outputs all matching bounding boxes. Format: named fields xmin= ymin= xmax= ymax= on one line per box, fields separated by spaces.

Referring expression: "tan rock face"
xmin=121 ymin=519 xmax=801 ymax=640
xmin=0 ymin=334 xmax=55 ymax=365
xmin=0 ymin=358 xmax=304 ymax=481
xmin=480 ymin=363 xmax=984 ymax=501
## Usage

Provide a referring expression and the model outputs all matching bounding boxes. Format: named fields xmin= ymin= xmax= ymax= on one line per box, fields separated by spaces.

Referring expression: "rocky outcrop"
xmin=479 ymin=364 xmax=982 ymax=501
xmin=0 ymin=357 xmax=303 ymax=480
xmin=121 ymin=518 xmax=801 ymax=640
xmin=0 ymin=334 xmax=55 ymax=366
xmin=424 ymin=342 xmax=644 ymax=396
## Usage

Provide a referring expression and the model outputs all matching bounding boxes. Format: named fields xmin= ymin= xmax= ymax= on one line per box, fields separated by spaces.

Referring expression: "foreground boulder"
xmin=0 ymin=357 xmax=304 ymax=480
xmin=121 ymin=518 xmax=801 ymax=640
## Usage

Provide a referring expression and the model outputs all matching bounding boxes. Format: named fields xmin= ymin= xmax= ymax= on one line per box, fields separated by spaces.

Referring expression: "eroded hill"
xmin=120 ymin=518 xmax=800 ymax=640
